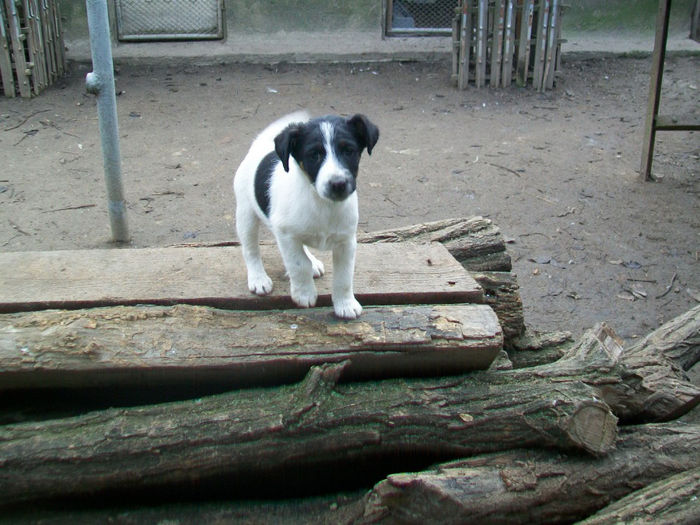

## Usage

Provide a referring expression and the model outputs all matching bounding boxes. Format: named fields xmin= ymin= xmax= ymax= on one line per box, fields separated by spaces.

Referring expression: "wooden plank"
xmin=516 ymin=0 xmax=534 ymax=87
xmin=0 ymin=242 xmax=483 ymax=313
xmin=655 ymin=114 xmax=700 ymax=131
xmin=4 ymin=0 xmax=31 ymax=97
xmin=48 ymin=0 xmax=64 ymax=76
xmin=38 ymin=0 xmax=55 ymax=82
xmin=533 ymin=0 xmax=550 ymax=91
xmin=457 ymin=0 xmax=472 ymax=90
xmin=490 ymin=0 xmax=505 ymax=88
xmin=640 ymin=0 xmax=672 ymax=181
xmin=23 ymin=0 xmax=45 ymax=95
xmin=543 ymin=0 xmax=560 ymax=90
xmin=501 ymin=0 xmax=516 ymax=87
xmin=475 ymin=0 xmax=487 ymax=88
xmin=0 ymin=6 xmax=16 ymax=97
xmin=0 ymin=303 xmax=502 ymax=390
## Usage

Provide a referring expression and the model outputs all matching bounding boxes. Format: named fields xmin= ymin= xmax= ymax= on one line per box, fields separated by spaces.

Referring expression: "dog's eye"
xmin=340 ymin=144 xmax=356 ymax=156
xmin=310 ymin=149 xmax=324 ymax=163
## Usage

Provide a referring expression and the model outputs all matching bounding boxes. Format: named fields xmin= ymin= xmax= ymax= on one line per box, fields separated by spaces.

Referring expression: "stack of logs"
xmin=0 ymin=217 xmax=698 ymax=523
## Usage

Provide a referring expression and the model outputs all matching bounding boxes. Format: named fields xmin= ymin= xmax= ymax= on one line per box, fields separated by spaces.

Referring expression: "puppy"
xmin=234 ymin=111 xmax=379 ymax=319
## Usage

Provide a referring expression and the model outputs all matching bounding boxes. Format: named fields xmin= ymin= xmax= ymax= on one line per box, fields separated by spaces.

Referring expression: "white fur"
xmin=234 ymin=112 xmax=362 ymax=319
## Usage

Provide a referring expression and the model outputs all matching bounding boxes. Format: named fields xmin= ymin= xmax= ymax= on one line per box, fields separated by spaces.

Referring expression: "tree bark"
xmin=578 ymin=467 xmax=700 ymax=525
xmin=359 ymin=422 xmax=700 ymax=525
xmin=0 ymin=362 xmax=617 ymax=506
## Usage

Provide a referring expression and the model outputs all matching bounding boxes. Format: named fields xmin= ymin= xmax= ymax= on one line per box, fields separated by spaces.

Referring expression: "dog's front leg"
xmin=276 ymin=234 xmax=317 ymax=308
xmin=332 ymin=237 xmax=362 ymax=319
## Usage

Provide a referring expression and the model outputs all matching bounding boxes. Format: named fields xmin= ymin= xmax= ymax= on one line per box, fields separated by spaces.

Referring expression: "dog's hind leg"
xmin=236 ymin=205 xmax=273 ymax=296
xmin=303 ymin=246 xmax=325 ymax=278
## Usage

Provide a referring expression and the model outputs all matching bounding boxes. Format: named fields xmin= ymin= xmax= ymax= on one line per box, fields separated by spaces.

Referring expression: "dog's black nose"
xmin=330 ymin=178 xmax=347 ymax=195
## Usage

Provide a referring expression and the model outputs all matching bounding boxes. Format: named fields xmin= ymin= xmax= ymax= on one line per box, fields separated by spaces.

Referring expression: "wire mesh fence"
xmin=114 ymin=0 xmax=224 ymax=41
xmin=387 ymin=0 xmax=459 ymax=35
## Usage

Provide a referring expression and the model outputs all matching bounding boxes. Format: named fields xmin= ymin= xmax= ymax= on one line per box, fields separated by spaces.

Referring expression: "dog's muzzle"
xmin=323 ymin=175 xmax=355 ymax=201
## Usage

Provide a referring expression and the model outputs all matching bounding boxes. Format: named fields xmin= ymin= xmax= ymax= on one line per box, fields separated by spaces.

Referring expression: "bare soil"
xmin=2 ymin=55 xmax=698 ymax=342
xmin=0 ymin=51 xmax=698 ymax=524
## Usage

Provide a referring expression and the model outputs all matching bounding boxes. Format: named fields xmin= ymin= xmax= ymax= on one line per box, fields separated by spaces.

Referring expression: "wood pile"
xmin=0 ymin=217 xmax=698 ymax=523
xmin=0 ymin=0 xmax=65 ymax=98
xmin=452 ymin=0 xmax=564 ymax=91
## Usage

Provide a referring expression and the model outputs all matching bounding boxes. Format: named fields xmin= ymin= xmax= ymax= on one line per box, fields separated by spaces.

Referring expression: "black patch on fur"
xmin=254 ymin=151 xmax=277 ymax=216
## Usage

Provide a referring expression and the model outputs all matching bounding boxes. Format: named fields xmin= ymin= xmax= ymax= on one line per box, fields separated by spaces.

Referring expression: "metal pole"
xmin=85 ymin=0 xmax=129 ymax=242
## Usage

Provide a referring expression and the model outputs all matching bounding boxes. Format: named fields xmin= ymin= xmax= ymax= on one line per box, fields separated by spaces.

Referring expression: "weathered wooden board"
xmin=0 ymin=242 xmax=483 ymax=313
xmin=0 ymin=304 xmax=502 ymax=390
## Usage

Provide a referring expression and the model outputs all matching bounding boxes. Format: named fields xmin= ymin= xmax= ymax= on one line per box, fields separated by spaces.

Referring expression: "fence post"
xmin=85 ymin=0 xmax=129 ymax=242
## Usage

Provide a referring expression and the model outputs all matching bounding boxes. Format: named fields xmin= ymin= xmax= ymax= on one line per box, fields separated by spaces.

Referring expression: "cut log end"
xmin=566 ymin=401 xmax=619 ymax=456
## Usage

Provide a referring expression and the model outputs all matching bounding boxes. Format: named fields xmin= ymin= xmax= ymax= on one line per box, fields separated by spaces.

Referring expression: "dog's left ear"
xmin=347 ymin=114 xmax=379 ymax=155
xmin=274 ymin=124 xmax=302 ymax=172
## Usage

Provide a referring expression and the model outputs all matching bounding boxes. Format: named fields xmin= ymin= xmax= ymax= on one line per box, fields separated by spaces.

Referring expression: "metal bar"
xmin=85 ymin=0 xmax=129 ymax=242
xmin=640 ymin=0 xmax=672 ymax=181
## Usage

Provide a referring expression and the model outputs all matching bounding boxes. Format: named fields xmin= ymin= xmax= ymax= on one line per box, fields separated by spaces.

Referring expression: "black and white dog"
xmin=234 ymin=112 xmax=379 ymax=319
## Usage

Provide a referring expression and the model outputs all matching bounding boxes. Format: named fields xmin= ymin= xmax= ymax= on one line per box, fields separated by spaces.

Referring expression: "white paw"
xmin=291 ymin=283 xmax=317 ymax=308
xmin=333 ymin=296 xmax=362 ymax=319
xmin=248 ymin=273 xmax=273 ymax=296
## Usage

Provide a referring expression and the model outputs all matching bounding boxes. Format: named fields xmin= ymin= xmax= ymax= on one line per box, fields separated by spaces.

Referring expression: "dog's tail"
xmin=254 ymin=110 xmax=310 ymax=147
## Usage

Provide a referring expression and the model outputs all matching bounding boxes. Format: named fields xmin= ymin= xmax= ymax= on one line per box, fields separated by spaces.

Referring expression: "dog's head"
xmin=274 ymin=114 xmax=379 ymax=202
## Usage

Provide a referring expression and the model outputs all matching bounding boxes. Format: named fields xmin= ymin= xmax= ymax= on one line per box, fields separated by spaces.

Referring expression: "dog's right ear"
xmin=274 ymin=124 xmax=301 ymax=173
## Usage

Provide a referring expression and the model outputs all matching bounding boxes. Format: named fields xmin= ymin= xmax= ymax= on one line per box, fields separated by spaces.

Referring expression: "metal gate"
xmin=114 ymin=0 xmax=224 ymax=41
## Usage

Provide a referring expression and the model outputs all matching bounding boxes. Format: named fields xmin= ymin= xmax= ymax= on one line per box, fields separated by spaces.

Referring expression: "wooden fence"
xmin=0 ymin=0 xmax=65 ymax=98
xmin=452 ymin=0 xmax=564 ymax=90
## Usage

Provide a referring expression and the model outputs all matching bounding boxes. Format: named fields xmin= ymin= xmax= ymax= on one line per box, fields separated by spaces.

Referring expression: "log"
xmin=358 ymin=216 xmax=511 ymax=272
xmin=0 ymin=304 xmax=503 ymax=390
xmin=499 ymin=306 xmax=700 ymax=422
xmin=578 ymin=467 xmax=700 ymax=525
xmin=471 ymin=271 xmax=524 ymax=341
xmin=0 ymin=363 xmax=618 ymax=505
xmin=358 ymin=217 xmax=523 ymax=339
xmin=1 ymin=308 xmax=695 ymax=506
xmin=359 ymin=421 xmax=700 ymax=525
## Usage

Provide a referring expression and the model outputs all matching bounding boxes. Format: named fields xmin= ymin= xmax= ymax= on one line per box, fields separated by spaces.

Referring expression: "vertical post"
xmin=85 ymin=0 xmax=129 ymax=242
xmin=640 ymin=0 xmax=672 ymax=181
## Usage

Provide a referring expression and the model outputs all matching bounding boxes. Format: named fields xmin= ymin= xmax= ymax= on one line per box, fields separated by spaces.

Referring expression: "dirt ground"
xmin=2 ymin=54 xmax=698 ymax=342
xmin=0 ymin=52 xmax=699 ymax=522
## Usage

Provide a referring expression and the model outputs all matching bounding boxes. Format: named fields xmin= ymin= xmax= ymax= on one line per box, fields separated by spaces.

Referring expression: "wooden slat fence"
xmin=0 ymin=0 xmax=65 ymax=98
xmin=452 ymin=0 xmax=564 ymax=90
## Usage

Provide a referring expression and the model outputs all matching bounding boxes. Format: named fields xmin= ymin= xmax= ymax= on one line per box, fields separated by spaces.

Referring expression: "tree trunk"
xmin=578 ymin=467 xmax=700 ymax=525
xmin=359 ymin=422 xmax=700 ymax=525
